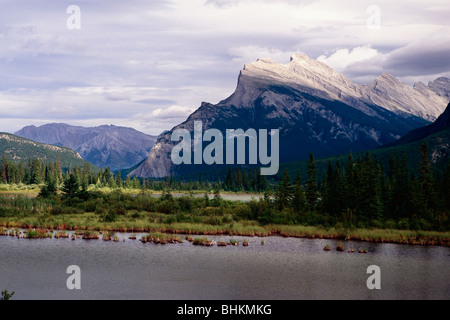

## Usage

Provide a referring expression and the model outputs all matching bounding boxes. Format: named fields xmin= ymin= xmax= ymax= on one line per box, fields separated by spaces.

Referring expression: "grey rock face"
xmin=131 ymin=54 xmax=449 ymax=178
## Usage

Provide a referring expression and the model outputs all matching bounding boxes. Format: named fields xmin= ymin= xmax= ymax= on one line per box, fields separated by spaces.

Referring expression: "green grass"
xmin=25 ymin=228 xmax=52 ymax=239
xmin=192 ymin=237 xmax=214 ymax=246
xmin=0 ymin=189 xmax=448 ymax=246
xmin=0 ymin=212 xmax=448 ymax=246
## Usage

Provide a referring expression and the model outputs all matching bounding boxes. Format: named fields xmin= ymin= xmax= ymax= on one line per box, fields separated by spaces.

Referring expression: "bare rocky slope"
xmin=131 ymin=53 xmax=449 ymax=178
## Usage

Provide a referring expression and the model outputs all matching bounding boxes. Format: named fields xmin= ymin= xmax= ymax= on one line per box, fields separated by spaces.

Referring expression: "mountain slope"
xmin=130 ymin=53 xmax=449 ymax=178
xmin=0 ymin=133 xmax=92 ymax=169
xmin=15 ymin=124 xmax=158 ymax=170
xmin=282 ymin=104 xmax=450 ymax=180
xmin=385 ymin=102 xmax=450 ymax=147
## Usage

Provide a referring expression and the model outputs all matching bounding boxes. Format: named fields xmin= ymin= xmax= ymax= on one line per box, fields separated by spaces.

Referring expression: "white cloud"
xmin=0 ymin=0 xmax=449 ymax=135
xmin=316 ymin=46 xmax=380 ymax=72
xmin=229 ymin=45 xmax=297 ymax=66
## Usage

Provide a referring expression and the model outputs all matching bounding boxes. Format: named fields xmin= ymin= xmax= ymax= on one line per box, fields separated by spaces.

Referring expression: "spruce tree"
xmin=115 ymin=170 xmax=123 ymax=188
xmin=276 ymin=169 xmax=291 ymax=210
xmin=61 ymin=173 xmax=80 ymax=198
xmin=418 ymin=141 xmax=436 ymax=219
xmin=442 ymin=161 xmax=450 ymax=211
xmin=292 ymin=169 xmax=306 ymax=213
xmin=305 ymin=153 xmax=319 ymax=210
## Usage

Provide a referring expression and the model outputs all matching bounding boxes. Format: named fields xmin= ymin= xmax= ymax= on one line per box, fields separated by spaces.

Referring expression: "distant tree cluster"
xmin=265 ymin=143 xmax=449 ymax=230
xmin=223 ymin=168 xmax=268 ymax=192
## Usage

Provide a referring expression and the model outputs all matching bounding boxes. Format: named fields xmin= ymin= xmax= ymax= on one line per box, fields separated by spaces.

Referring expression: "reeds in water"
xmin=192 ymin=237 xmax=215 ymax=246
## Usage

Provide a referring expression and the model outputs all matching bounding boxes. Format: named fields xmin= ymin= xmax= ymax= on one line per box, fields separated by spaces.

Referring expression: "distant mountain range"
xmin=130 ymin=53 xmax=450 ymax=178
xmin=0 ymin=132 xmax=91 ymax=169
xmin=15 ymin=124 xmax=157 ymax=170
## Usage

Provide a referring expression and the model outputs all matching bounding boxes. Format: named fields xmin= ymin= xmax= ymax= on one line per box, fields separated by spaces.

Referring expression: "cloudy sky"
xmin=1 ymin=0 xmax=449 ymax=135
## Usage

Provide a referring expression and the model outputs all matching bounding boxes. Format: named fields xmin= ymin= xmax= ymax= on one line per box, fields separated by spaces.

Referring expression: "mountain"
xmin=282 ymin=104 xmax=450 ymax=181
xmin=15 ymin=124 xmax=158 ymax=170
xmin=0 ymin=132 xmax=91 ymax=169
xmin=131 ymin=53 xmax=449 ymax=178
xmin=385 ymin=102 xmax=450 ymax=147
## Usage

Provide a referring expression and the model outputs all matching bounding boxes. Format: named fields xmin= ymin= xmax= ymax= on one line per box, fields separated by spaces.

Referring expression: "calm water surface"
xmin=0 ymin=233 xmax=449 ymax=300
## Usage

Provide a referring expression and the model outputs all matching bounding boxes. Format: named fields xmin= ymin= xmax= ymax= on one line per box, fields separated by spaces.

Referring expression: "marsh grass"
xmin=25 ymin=228 xmax=52 ymax=239
xmin=54 ymin=231 xmax=69 ymax=239
xmin=0 ymin=190 xmax=449 ymax=246
xmin=141 ymin=232 xmax=182 ymax=244
xmin=1 ymin=213 xmax=448 ymax=245
xmin=192 ymin=237 xmax=215 ymax=246
xmin=82 ymin=230 xmax=100 ymax=240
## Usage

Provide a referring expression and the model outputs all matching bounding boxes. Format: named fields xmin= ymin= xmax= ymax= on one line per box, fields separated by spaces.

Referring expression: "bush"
xmin=50 ymin=206 xmax=83 ymax=215
xmin=202 ymin=207 xmax=224 ymax=216
xmin=128 ymin=210 xmax=145 ymax=219
xmin=410 ymin=218 xmax=431 ymax=231
xmin=165 ymin=215 xmax=177 ymax=224
xmin=177 ymin=196 xmax=194 ymax=212
xmin=158 ymin=199 xmax=179 ymax=214
xmin=102 ymin=209 xmax=118 ymax=222
xmin=232 ymin=204 xmax=253 ymax=221
xmin=258 ymin=208 xmax=277 ymax=225
xmin=84 ymin=198 xmax=104 ymax=212
xmin=397 ymin=218 xmax=410 ymax=230
xmin=204 ymin=216 xmax=223 ymax=226
xmin=137 ymin=196 xmax=157 ymax=212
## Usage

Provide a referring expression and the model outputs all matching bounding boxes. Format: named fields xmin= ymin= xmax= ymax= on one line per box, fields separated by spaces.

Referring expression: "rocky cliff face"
xmin=15 ymin=124 xmax=157 ymax=170
xmin=131 ymin=53 xmax=450 ymax=178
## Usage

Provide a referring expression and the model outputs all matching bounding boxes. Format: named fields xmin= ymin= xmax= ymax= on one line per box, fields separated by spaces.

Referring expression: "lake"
xmin=0 ymin=232 xmax=449 ymax=300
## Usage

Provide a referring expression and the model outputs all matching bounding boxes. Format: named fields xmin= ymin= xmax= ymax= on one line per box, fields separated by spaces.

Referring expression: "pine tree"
xmin=30 ymin=158 xmax=42 ymax=184
xmin=418 ymin=141 xmax=436 ymax=219
xmin=103 ymin=167 xmax=112 ymax=185
xmin=292 ymin=169 xmax=305 ymax=213
xmin=388 ymin=152 xmax=412 ymax=219
xmin=212 ymin=186 xmax=222 ymax=207
xmin=39 ymin=177 xmax=58 ymax=198
xmin=61 ymin=173 xmax=80 ymax=198
xmin=442 ymin=161 xmax=450 ymax=211
xmin=1 ymin=156 xmax=8 ymax=183
xmin=225 ymin=168 xmax=233 ymax=191
xmin=115 ymin=170 xmax=123 ymax=188
xmin=276 ymin=169 xmax=292 ymax=210
xmin=305 ymin=153 xmax=319 ymax=210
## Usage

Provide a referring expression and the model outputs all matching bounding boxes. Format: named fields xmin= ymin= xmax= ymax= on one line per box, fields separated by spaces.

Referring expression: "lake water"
xmin=0 ymin=233 xmax=449 ymax=300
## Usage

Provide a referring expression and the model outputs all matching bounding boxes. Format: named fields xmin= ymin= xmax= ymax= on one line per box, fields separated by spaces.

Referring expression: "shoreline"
xmin=1 ymin=221 xmax=449 ymax=247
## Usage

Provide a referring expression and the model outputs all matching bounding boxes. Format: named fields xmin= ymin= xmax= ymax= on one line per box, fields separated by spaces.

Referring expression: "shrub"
xmin=158 ymin=199 xmax=179 ymax=214
xmin=204 ymin=216 xmax=223 ymax=226
xmin=50 ymin=206 xmax=83 ymax=215
xmin=102 ymin=209 xmax=118 ymax=222
xmin=1 ymin=290 xmax=15 ymax=301
xmin=232 ymin=204 xmax=253 ymax=221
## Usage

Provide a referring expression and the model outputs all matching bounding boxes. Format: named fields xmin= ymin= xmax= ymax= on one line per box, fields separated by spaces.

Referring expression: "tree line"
xmin=1 ymin=141 xmax=449 ymax=230
xmin=264 ymin=142 xmax=449 ymax=230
